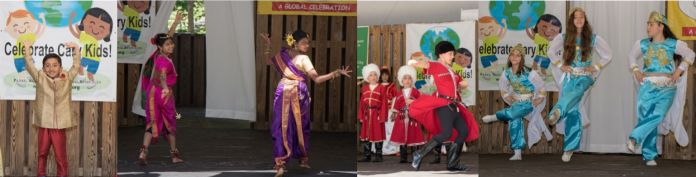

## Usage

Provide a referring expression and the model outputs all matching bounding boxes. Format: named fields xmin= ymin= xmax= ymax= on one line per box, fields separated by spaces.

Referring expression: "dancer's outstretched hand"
xmin=337 ymin=65 xmax=352 ymax=78
xmin=259 ymin=33 xmax=271 ymax=48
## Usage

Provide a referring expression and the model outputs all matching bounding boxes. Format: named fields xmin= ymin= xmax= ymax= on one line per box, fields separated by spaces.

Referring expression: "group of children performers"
xmin=358 ymin=8 xmax=695 ymax=169
xmin=359 ymin=41 xmax=480 ymax=171
xmin=484 ymin=9 xmax=694 ymax=166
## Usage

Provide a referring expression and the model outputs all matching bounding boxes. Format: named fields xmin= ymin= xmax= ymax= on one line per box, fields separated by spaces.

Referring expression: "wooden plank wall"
xmin=254 ymin=14 xmax=358 ymax=132
xmin=0 ymin=101 xmax=117 ymax=176
xmin=117 ymin=33 xmax=207 ymax=127
xmin=662 ymin=41 xmax=696 ymax=160
xmin=366 ymin=25 xmax=696 ymax=160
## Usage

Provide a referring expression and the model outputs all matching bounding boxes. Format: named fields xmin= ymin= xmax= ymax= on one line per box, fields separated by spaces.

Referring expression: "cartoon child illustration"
xmin=454 ymin=47 xmax=473 ymax=70
xmin=478 ymin=16 xmax=507 ymax=80
xmin=68 ymin=7 xmax=113 ymax=88
xmin=408 ymin=52 xmax=436 ymax=95
xmin=118 ymin=0 xmax=151 ymax=48
xmin=525 ymin=14 xmax=562 ymax=75
xmin=5 ymin=9 xmax=46 ymax=87
xmin=453 ymin=48 xmax=473 ymax=105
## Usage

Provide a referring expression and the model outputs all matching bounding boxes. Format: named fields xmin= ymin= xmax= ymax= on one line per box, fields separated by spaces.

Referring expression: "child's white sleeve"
xmin=530 ymin=71 xmax=546 ymax=99
xmin=593 ymin=35 xmax=613 ymax=71
xmin=498 ymin=71 xmax=512 ymax=105
xmin=548 ymin=35 xmax=564 ymax=68
xmin=628 ymin=40 xmax=642 ymax=72
xmin=676 ymin=40 xmax=695 ymax=71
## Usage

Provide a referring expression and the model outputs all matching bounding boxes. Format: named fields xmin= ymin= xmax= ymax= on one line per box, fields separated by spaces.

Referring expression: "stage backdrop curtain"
xmin=203 ymin=1 xmax=257 ymax=121
xmin=569 ymin=1 xmax=663 ymax=153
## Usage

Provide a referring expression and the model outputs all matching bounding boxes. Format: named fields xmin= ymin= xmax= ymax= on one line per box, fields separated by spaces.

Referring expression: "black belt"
xmin=437 ymin=95 xmax=458 ymax=103
xmin=437 ymin=95 xmax=460 ymax=112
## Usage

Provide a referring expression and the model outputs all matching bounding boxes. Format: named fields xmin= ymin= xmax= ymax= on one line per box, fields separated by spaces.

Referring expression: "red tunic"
xmin=409 ymin=62 xmax=479 ymax=143
xmin=390 ymin=88 xmax=426 ymax=146
xmin=359 ymin=84 xmax=388 ymax=142
xmin=382 ymin=83 xmax=398 ymax=106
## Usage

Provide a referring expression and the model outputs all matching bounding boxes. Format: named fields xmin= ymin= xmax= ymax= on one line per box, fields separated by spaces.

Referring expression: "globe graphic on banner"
xmin=489 ymin=1 xmax=545 ymax=30
xmin=24 ymin=1 xmax=93 ymax=27
xmin=419 ymin=26 xmax=460 ymax=61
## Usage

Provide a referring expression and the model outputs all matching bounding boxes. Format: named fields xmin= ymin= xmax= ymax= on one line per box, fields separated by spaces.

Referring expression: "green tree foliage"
xmin=168 ymin=0 xmax=205 ymax=34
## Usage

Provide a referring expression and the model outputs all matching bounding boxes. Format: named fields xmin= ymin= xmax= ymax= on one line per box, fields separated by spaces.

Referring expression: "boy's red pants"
xmin=37 ymin=128 xmax=68 ymax=177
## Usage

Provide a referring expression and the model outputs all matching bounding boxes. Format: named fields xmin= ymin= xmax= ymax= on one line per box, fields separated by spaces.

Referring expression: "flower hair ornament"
xmin=150 ymin=38 xmax=156 ymax=45
xmin=285 ymin=33 xmax=295 ymax=46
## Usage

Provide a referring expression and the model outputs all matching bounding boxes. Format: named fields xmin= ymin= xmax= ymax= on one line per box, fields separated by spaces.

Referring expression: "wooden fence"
xmin=254 ymin=14 xmax=358 ymax=132
xmin=365 ymin=24 xmax=696 ymax=160
xmin=117 ymin=33 xmax=207 ymax=127
xmin=0 ymin=101 xmax=117 ymax=176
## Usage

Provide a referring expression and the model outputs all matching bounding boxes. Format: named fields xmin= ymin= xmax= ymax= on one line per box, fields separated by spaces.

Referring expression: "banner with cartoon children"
xmin=477 ymin=1 xmax=565 ymax=91
xmin=405 ymin=21 xmax=477 ymax=106
xmin=117 ymin=0 xmax=174 ymax=64
xmin=0 ymin=1 xmax=117 ymax=101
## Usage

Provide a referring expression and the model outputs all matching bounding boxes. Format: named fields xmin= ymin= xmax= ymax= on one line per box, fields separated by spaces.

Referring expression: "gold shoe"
xmin=549 ymin=109 xmax=560 ymax=125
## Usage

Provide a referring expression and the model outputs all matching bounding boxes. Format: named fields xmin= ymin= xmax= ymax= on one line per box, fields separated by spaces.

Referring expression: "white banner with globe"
xmin=477 ymin=1 xmax=566 ymax=91
xmin=116 ymin=0 xmax=174 ymax=64
xmin=0 ymin=1 xmax=117 ymax=102
xmin=405 ymin=21 xmax=477 ymax=106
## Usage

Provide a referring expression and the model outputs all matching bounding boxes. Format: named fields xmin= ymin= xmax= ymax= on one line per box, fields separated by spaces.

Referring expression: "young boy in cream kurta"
xmin=22 ymin=41 xmax=81 ymax=177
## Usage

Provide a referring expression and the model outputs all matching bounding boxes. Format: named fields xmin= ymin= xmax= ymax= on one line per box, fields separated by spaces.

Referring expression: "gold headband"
xmin=648 ymin=11 xmax=667 ymax=24
xmin=510 ymin=43 xmax=525 ymax=56
xmin=569 ymin=7 xmax=585 ymax=16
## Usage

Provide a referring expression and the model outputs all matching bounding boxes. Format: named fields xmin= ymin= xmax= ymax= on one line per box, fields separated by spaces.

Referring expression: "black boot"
xmin=446 ymin=142 xmax=469 ymax=171
xmin=399 ymin=145 xmax=408 ymax=163
xmin=358 ymin=141 xmax=372 ymax=162
xmin=373 ymin=142 xmax=383 ymax=162
xmin=412 ymin=140 xmax=439 ymax=171
xmin=429 ymin=144 xmax=441 ymax=164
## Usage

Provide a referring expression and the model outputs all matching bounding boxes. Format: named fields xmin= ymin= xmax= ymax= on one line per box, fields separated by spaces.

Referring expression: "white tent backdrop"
xmin=204 ymin=1 xmax=256 ymax=121
xmin=570 ymin=1 xmax=664 ymax=153
xmin=358 ymin=1 xmax=477 ymax=26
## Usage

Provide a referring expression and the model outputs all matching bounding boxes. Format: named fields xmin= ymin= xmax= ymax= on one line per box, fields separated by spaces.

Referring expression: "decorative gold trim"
xmin=148 ymin=88 xmax=159 ymax=140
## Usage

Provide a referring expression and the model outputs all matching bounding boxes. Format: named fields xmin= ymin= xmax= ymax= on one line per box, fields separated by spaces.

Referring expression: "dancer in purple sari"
xmin=260 ymin=30 xmax=352 ymax=177
xmin=137 ymin=12 xmax=185 ymax=166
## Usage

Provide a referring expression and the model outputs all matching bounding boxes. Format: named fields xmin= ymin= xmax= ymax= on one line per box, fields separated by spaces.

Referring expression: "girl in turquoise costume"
xmin=546 ymin=7 xmax=613 ymax=162
xmin=482 ymin=44 xmax=552 ymax=161
xmin=626 ymin=11 xmax=694 ymax=166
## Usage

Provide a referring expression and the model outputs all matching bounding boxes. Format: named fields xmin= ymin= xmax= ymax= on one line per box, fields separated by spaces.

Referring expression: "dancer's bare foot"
xmin=299 ymin=158 xmax=311 ymax=168
xmin=171 ymin=149 xmax=184 ymax=164
xmin=274 ymin=166 xmax=285 ymax=177
xmin=138 ymin=145 xmax=148 ymax=166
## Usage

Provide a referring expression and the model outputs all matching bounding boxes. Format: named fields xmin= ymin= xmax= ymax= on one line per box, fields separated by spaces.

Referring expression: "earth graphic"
xmin=24 ymin=1 xmax=92 ymax=27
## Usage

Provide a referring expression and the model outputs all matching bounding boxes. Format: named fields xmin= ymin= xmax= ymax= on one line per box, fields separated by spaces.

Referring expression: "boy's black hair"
xmin=78 ymin=7 xmax=114 ymax=42
xmin=42 ymin=53 xmax=62 ymax=67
